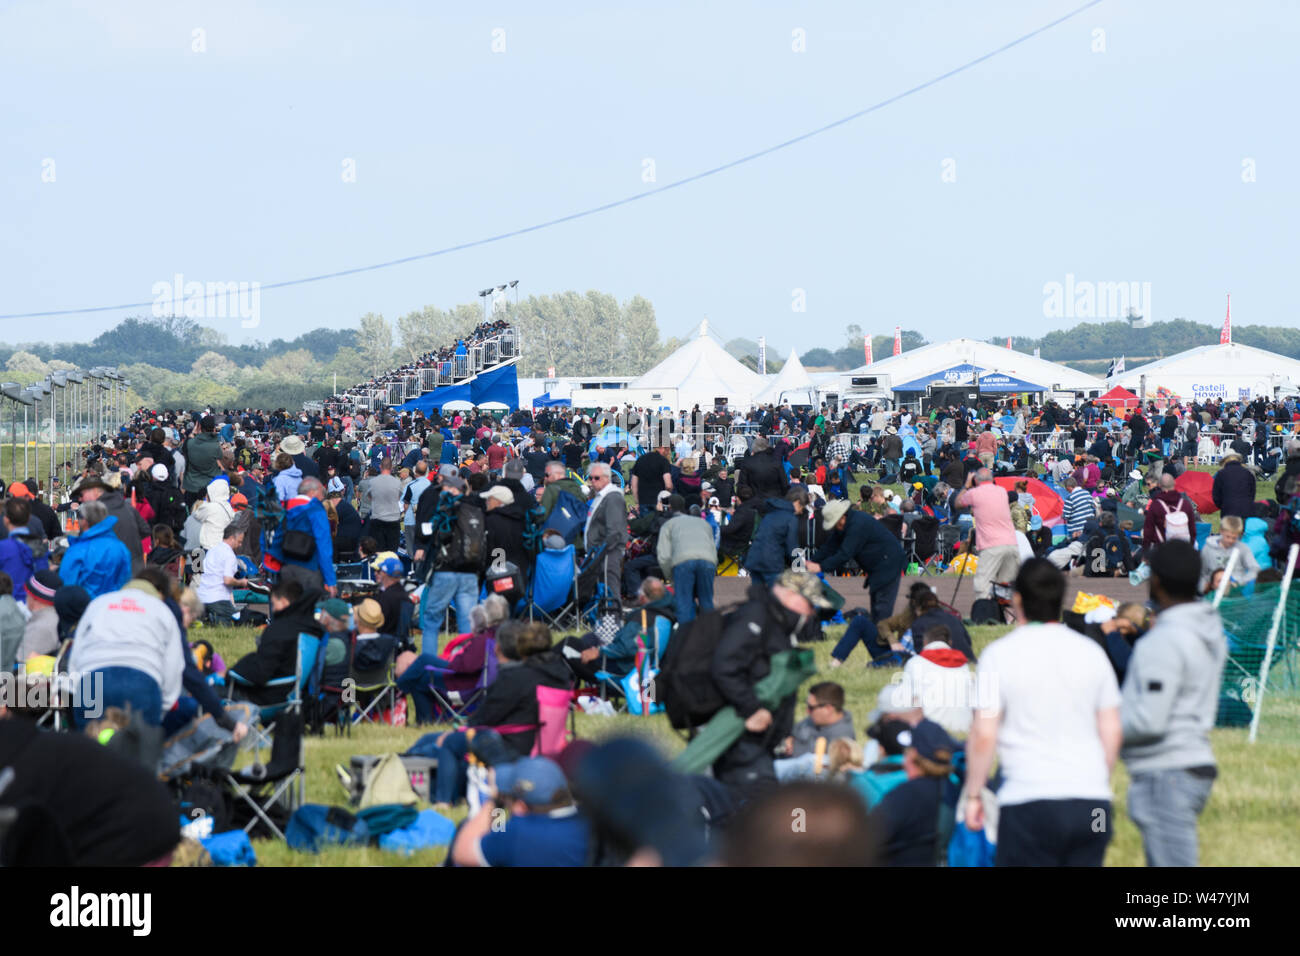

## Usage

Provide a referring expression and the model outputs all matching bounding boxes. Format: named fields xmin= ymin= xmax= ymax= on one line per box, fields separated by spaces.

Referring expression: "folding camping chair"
xmin=425 ymin=637 xmax=498 ymax=726
xmin=487 ymin=685 xmax=578 ymax=759
xmin=907 ymin=516 xmax=941 ymax=575
xmin=347 ymin=639 xmax=400 ymax=727
xmin=593 ymin=607 xmax=673 ymax=712
xmin=225 ymin=632 xmax=323 ymax=755
xmin=527 ymin=544 xmax=581 ymax=630
xmin=224 ymin=709 xmax=305 ymax=842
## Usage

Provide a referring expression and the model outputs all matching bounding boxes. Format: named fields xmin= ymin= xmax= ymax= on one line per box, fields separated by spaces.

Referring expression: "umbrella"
xmin=672 ymin=649 xmax=817 ymax=775
xmin=588 ymin=426 xmax=642 ymax=455
xmin=994 ymin=476 xmax=1064 ymax=526
xmin=1175 ymin=470 xmax=1217 ymax=515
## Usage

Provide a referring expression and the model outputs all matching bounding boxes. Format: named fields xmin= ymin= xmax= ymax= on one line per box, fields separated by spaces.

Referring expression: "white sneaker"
xmin=828 ymin=658 xmax=842 ymax=669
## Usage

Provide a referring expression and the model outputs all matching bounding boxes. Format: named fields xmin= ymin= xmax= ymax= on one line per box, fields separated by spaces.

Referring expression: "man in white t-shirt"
xmin=197 ymin=525 xmax=246 ymax=624
xmin=963 ymin=557 xmax=1122 ymax=866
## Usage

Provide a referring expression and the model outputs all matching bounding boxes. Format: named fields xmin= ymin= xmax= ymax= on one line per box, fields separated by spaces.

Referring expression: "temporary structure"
xmin=621 ymin=320 xmax=767 ymax=410
xmin=1115 ymin=342 xmax=1300 ymax=405
xmin=755 ymin=349 xmax=816 ymax=406
xmin=839 ymin=338 xmax=1104 ymax=395
xmin=1095 ymin=385 xmax=1140 ymax=410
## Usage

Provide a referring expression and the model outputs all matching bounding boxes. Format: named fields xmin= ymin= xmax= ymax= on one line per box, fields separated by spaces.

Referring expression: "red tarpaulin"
xmin=1175 ymin=470 xmax=1217 ymax=515
xmin=994 ymin=476 xmax=1064 ymax=526
xmin=1096 ymin=385 xmax=1141 ymax=410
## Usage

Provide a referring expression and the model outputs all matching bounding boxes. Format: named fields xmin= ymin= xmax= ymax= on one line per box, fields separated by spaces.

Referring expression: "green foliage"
xmin=513 ymin=291 xmax=667 ymax=377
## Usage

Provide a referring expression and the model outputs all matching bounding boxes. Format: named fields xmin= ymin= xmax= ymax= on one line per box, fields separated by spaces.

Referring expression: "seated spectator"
xmin=559 ymin=578 xmax=676 ymax=686
xmin=227 ymin=579 xmax=324 ymax=705
xmin=450 ymin=756 xmax=590 ymax=867
xmin=846 ymin=715 xmax=912 ymax=809
xmin=0 ymin=573 xmax=25 ymax=672
xmin=66 ymin=572 xmax=185 ymax=728
xmin=1200 ymin=515 xmax=1260 ymax=594
xmin=60 ymin=500 xmax=132 ymax=599
xmin=895 ymin=624 xmax=975 ymax=736
xmin=0 ymin=500 xmax=36 ymax=601
xmin=396 ymin=594 xmax=508 ymax=725
xmin=317 ymin=597 xmax=354 ymax=690
xmin=773 ymin=681 xmax=856 ymax=781
xmin=147 ymin=524 xmax=183 ymax=570
xmin=196 ymin=524 xmax=246 ymax=625
xmin=869 ymin=719 xmax=962 ymax=866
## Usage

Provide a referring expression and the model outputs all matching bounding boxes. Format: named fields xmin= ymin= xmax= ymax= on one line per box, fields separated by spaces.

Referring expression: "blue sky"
xmin=2 ymin=0 xmax=1295 ymax=353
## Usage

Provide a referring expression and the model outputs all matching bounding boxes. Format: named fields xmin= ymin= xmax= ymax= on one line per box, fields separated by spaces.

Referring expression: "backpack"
xmin=1158 ymin=499 xmax=1191 ymax=542
xmin=656 ymin=609 xmax=731 ymax=731
xmin=541 ymin=489 xmax=589 ymax=546
xmin=285 ymin=804 xmax=371 ymax=853
xmin=156 ymin=485 xmax=188 ymax=533
xmin=970 ymin=598 xmax=1005 ymax=625
xmin=442 ymin=502 xmax=486 ymax=571
xmin=521 ymin=504 xmax=547 ymax=555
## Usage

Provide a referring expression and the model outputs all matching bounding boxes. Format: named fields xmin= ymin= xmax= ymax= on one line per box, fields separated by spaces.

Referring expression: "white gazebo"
xmin=755 ymin=348 xmax=816 ymax=406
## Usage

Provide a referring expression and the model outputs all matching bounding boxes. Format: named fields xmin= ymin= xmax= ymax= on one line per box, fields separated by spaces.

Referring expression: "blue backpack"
xmin=542 ymin=489 xmax=589 ymax=545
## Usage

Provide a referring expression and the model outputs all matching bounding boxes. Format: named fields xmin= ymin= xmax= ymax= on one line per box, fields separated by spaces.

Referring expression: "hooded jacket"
xmin=744 ymin=498 xmax=799 ymax=578
xmin=273 ymin=464 xmax=303 ymax=502
xmin=60 ymin=517 xmax=133 ymax=600
xmin=228 ymin=586 xmax=325 ymax=701
xmin=181 ymin=431 xmax=224 ymax=493
xmin=737 ymin=446 xmax=789 ymax=502
xmin=711 ymin=591 xmax=806 ymax=751
xmin=265 ymin=495 xmax=336 ymax=586
xmin=194 ymin=479 xmax=236 ymax=550
xmin=1121 ymin=601 xmax=1226 ymax=774
xmin=898 ymin=642 xmax=974 ymax=736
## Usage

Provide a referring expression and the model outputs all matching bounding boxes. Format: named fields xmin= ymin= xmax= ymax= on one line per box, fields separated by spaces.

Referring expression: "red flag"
xmin=1006 ymin=336 xmax=1012 ymax=349
xmin=863 ymin=336 xmax=873 ymax=366
xmin=893 ymin=326 xmax=902 ymax=356
xmin=1221 ymin=294 xmax=1231 ymax=345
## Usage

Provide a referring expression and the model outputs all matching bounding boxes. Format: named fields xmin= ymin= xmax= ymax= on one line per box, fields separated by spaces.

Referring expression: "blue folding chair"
xmin=527 ymin=545 xmax=579 ymax=630
xmin=226 ymin=632 xmax=323 ymax=753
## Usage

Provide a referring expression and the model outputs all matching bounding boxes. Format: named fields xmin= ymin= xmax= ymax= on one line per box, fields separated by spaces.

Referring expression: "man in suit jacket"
xmin=584 ymin=462 xmax=628 ymax=603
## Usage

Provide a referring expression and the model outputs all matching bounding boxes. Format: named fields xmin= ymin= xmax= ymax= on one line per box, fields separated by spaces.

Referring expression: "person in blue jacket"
xmin=744 ymin=488 xmax=810 ymax=587
xmin=59 ymin=501 xmax=133 ymax=600
xmin=264 ymin=476 xmax=337 ymax=595
xmin=805 ymin=499 xmax=905 ymax=624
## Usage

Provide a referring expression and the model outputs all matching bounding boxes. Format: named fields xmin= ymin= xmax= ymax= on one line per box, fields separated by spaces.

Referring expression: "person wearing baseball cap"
xmin=450 ymin=756 xmax=589 ymax=867
xmin=369 ymin=554 xmax=410 ymax=642
xmin=804 ymin=500 xmax=904 ymax=634
xmin=869 ymin=718 xmax=961 ymax=865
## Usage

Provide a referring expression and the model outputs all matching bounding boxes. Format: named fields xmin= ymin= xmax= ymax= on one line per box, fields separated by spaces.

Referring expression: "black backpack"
xmin=657 ymin=609 xmax=731 ymax=732
xmin=970 ymin=598 xmax=1005 ymax=625
xmin=442 ymin=502 xmax=486 ymax=572
xmin=156 ymin=485 xmax=188 ymax=533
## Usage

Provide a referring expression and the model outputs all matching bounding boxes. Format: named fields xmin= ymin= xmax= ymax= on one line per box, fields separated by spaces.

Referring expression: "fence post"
xmin=1249 ymin=543 xmax=1299 ymax=743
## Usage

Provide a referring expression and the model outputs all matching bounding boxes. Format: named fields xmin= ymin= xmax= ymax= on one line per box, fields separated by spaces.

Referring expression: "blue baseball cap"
xmin=493 ymin=757 xmax=570 ymax=808
xmin=897 ymin=719 xmax=958 ymax=763
xmin=370 ymin=555 xmax=404 ymax=577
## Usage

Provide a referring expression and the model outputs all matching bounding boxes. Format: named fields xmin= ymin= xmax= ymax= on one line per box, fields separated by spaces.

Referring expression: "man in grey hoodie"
xmin=1121 ymin=540 xmax=1227 ymax=866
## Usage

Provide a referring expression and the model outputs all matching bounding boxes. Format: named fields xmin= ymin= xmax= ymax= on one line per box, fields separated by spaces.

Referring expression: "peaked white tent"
xmin=1114 ymin=342 xmax=1300 ymax=404
xmin=755 ymin=348 xmax=816 ymax=406
xmin=840 ymin=338 xmax=1104 ymax=395
xmin=626 ymin=320 xmax=766 ymax=409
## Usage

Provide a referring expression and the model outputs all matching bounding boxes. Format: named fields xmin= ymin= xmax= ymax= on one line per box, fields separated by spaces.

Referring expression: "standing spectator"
xmin=805 ymin=500 xmax=904 ymax=624
xmin=19 ymin=570 xmax=63 ymax=661
xmin=743 ymin=487 xmax=808 ymax=587
xmin=1061 ymin=476 xmax=1096 ymax=539
xmin=264 ymin=477 xmax=337 ymax=595
xmin=656 ymin=494 xmax=717 ymax=623
xmin=180 ymin=415 xmax=225 ymax=506
xmin=366 ymin=458 xmax=404 ymax=552
xmin=271 ymin=452 xmax=302 ymax=502
xmin=585 ymin=463 xmax=627 ymax=603
xmin=1211 ymin=450 xmax=1256 ymax=521
xmin=1122 ymin=541 xmax=1227 ymax=866
xmin=630 ymin=444 xmax=673 ymax=513
xmin=0 ymin=500 xmax=35 ymax=603
xmin=954 ymin=468 xmax=1021 ymax=601
xmin=414 ymin=476 xmax=482 ymax=648
xmin=964 ymin=559 xmax=1122 ymax=866
xmin=1143 ymin=473 xmax=1196 ymax=549
xmin=402 ymin=460 xmax=432 ymax=556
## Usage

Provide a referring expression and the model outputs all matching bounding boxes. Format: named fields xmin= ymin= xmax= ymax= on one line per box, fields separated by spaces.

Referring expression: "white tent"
xmin=840 ymin=338 xmax=1104 ymax=395
xmin=1115 ymin=342 xmax=1300 ymax=404
xmin=755 ymin=348 xmax=816 ymax=406
xmin=626 ymin=320 xmax=766 ymax=409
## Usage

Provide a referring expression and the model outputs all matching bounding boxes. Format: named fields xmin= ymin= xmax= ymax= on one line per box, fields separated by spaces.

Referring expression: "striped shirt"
xmin=1063 ymin=488 xmax=1095 ymax=537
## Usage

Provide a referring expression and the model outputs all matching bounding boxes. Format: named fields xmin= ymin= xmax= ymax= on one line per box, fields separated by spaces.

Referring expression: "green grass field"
xmin=195 ymin=617 xmax=1300 ymax=867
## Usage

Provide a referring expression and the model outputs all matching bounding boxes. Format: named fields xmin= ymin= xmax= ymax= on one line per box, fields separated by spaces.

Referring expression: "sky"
xmin=2 ymin=0 xmax=1296 ymax=355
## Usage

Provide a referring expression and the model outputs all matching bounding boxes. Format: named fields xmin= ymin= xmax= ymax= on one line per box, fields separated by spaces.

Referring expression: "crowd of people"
xmin=1 ymin=371 xmax=1295 ymax=867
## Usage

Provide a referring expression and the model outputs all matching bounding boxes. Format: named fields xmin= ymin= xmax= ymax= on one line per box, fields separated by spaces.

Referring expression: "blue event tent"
xmin=893 ymin=363 xmax=1046 ymax=393
xmin=398 ymin=364 xmax=520 ymax=413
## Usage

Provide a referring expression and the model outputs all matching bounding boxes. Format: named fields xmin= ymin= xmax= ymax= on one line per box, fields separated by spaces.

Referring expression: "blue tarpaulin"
xmin=397 ymin=363 xmax=520 ymax=413
xmin=532 ymin=392 xmax=571 ymax=408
